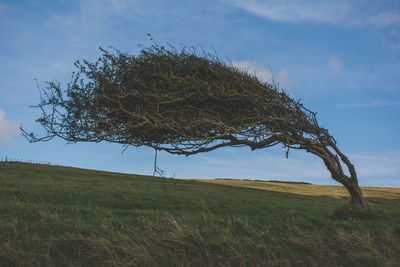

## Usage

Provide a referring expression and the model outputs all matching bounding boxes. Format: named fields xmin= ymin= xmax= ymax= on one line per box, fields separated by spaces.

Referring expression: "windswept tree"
xmin=22 ymin=43 xmax=368 ymax=209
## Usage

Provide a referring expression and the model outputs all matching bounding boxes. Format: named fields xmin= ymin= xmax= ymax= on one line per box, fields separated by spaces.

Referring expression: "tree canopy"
xmin=22 ymin=43 xmax=368 ymax=208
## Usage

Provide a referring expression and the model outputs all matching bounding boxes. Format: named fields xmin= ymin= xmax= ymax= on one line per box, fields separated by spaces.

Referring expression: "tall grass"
xmin=1 ymin=162 xmax=399 ymax=266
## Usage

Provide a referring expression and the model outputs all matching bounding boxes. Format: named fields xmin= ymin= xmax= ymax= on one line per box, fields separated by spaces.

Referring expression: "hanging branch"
xmin=153 ymin=148 xmax=166 ymax=177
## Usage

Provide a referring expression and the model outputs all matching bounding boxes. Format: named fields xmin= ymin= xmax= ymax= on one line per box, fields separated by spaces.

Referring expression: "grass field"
xmin=1 ymin=162 xmax=399 ymax=266
xmin=192 ymin=179 xmax=400 ymax=199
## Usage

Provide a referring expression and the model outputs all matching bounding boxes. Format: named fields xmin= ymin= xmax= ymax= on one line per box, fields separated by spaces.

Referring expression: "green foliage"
xmin=1 ymin=162 xmax=399 ymax=266
xmin=25 ymin=44 xmax=327 ymax=154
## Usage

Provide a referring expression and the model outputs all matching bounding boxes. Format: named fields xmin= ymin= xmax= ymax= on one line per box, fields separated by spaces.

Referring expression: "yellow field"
xmin=192 ymin=179 xmax=400 ymax=199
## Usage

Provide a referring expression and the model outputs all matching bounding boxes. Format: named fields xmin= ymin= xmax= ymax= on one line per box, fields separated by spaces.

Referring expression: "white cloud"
xmin=233 ymin=0 xmax=349 ymax=24
xmin=276 ymin=68 xmax=289 ymax=88
xmin=0 ymin=109 xmax=20 ymax=144
xmin=369 ymin=10 xmax=400 ymax=27
xmin=233 ymin=0 xmax=400 ymax=30
xmin=328 ymin=56 xmax=343 ymax=72
xmin=336 ymin=100 xmax=400 ymax=108
xmin=231 ymin=1 xmax=400 ymax=55
xmin=351 ymin=152 xmax=400 ymax=178
xmin=232 ymin=60 xmax=289 ymax=87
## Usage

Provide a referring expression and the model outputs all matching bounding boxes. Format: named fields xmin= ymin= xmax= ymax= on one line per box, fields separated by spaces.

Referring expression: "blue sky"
xmin=1 ymin=0 xmax=399 ymax=186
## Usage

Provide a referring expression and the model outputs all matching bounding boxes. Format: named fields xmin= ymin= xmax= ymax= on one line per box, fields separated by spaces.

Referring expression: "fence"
xmin=0 ymin=156 xmax=67 ymax=167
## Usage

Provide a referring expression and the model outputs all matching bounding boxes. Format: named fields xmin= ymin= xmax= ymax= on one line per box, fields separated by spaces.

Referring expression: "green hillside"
xmin=1 ymin=162 xmax=399 ymax=266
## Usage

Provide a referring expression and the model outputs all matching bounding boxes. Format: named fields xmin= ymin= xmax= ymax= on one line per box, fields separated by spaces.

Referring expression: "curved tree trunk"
xmin=305 ymin=142 xmax=368 ymax=209
xmin=342 ymin=180 xmax=367 ymax=207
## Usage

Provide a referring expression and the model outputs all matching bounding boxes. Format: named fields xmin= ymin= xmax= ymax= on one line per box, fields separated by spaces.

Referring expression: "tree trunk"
xmin=306 ymin=143 xmax=368 ymax=210
xmin=342 ymin=180 xmax=368 ymax=208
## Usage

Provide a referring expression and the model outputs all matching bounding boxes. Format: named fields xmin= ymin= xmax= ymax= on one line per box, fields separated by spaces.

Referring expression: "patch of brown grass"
xmin=193 ymin=179 xmax=400 ymax=199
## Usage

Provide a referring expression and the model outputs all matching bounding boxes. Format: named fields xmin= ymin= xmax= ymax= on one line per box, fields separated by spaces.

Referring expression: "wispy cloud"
xmin=0 ymin=3 xmax=9 ymax=15
xmin=231 ymin=0 xmax=400 ymax=59
xmin=328 ymin=56 xmax=343 ymax=72
xmin=44 ymin=0 xmax=139 ymax=44
xmin=233 ymin=0 xmax=349 ymax=24
xmin=369 ymin=10 xmax=400 ymax=27
xmin=232 ymin=0 xmax=400 ymax=30
xmin=232 ymin=60 xmax=289 ymax=87
xmin=351 ymin=151 xmax=400 ymax=179
xmin=337 ymin=100 xmax=400 ymax=108
xmin=0 ymin=109 xmax=20 ymax=144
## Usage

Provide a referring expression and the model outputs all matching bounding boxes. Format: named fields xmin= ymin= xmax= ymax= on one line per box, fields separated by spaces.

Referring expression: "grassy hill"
xmin=1 ymin=162 xmax=399 ymax=266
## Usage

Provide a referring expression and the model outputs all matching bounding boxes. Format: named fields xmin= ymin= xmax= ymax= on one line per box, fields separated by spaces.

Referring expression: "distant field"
xmin=1 ymin=162 xmax=399 ymax=266
xmin=192 ymin=179 xmax=400 ymax=199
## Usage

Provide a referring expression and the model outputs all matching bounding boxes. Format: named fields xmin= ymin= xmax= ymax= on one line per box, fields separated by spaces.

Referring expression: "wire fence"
xmin=0 ymin=156 xmax=68 ymax=167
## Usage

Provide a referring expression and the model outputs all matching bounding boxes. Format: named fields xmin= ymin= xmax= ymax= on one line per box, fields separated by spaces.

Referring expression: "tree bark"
xmin=306 ymin=143 xmax=368 ymax=209
xmin=342 ymin=180 xmax=368 ymax=208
